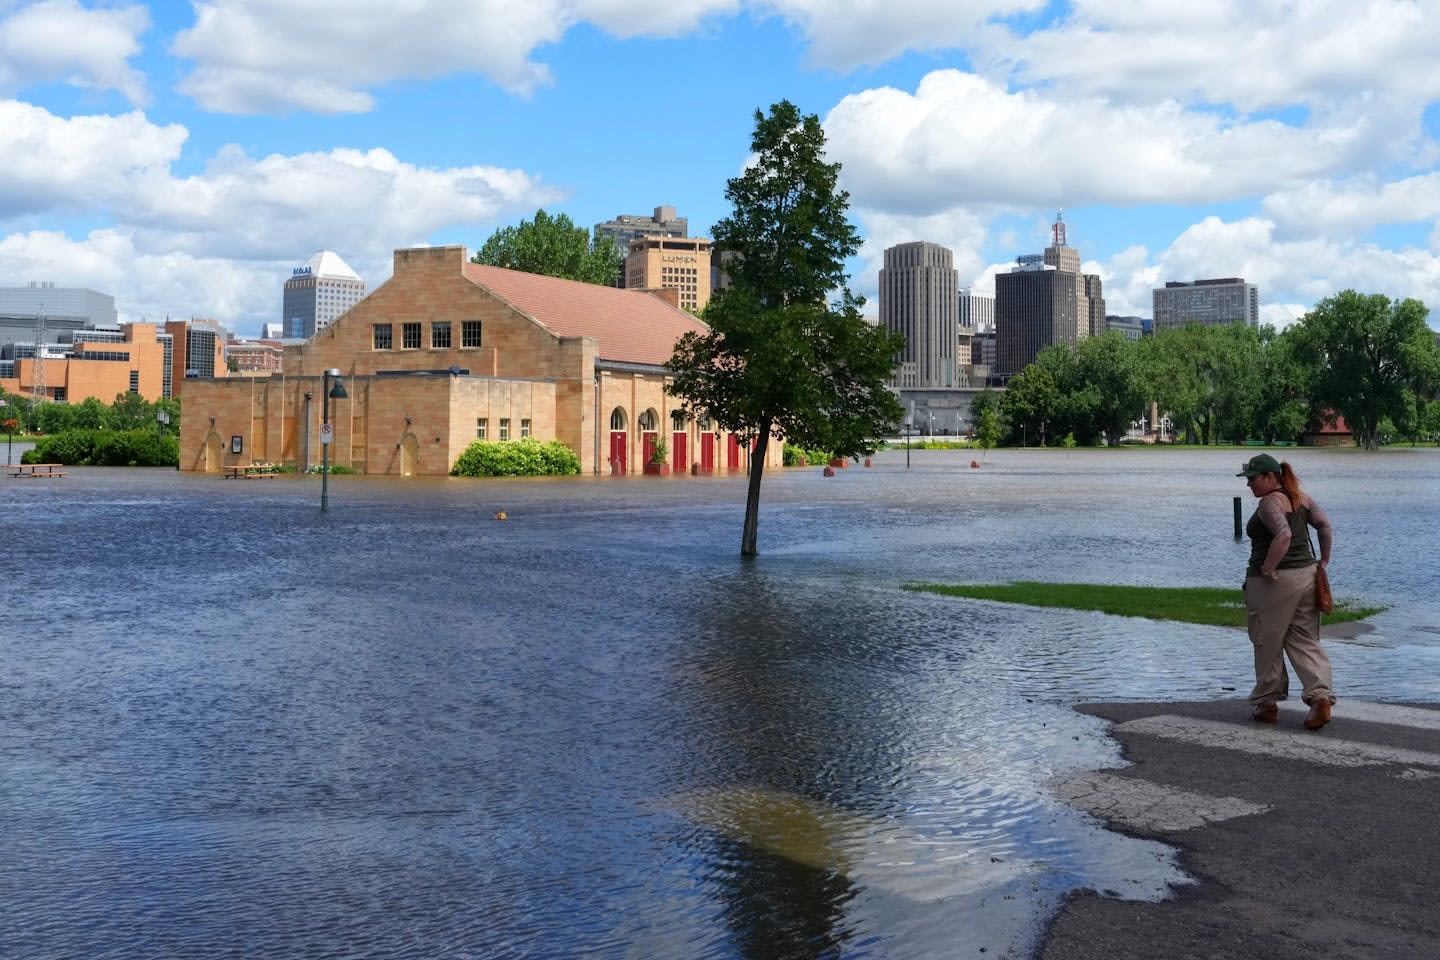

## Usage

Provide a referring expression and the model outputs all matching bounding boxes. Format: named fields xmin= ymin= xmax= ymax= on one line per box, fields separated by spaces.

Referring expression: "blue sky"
xmin=3 ymin=0 xmax=1439 ymax=337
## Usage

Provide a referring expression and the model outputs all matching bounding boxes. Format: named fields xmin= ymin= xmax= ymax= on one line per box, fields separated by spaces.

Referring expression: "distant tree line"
xmin=0 ymin=391 xmax=181 ymax=466
xmin=993 ymin=291 xmax=1440 ymax=449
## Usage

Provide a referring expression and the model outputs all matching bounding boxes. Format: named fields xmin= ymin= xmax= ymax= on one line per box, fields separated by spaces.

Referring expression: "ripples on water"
xmin=2 ymin=448 xmax=1437 ymax=958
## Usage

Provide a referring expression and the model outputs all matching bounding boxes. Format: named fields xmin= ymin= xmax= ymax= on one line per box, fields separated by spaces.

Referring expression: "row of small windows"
xmin=374 ymin=321 xmax=482 ymax=350
xmin=475 ymin=418 xmax=531 ymax=440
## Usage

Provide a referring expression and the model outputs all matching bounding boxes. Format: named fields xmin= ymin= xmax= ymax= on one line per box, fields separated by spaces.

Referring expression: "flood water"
xmin=3 ymin=447 xmax=1438 ymax=959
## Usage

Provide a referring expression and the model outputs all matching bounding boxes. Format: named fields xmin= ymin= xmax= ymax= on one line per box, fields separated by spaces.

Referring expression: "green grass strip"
xmin=902 ymin=581 xmax=1386 ymax=628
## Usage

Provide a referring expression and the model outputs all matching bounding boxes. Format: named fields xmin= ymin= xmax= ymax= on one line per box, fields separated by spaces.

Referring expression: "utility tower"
xmin=31 ymin=306 xmax=47 ymax=402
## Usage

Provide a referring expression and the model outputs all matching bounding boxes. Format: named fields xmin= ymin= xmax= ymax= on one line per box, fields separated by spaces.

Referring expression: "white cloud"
xmin=0 ymin=103 xmax=564 ymax=334
xmin=975 ymin=0 xmax=1440 ymax=114
xmin=0 ymin=0 xmax=149 ymax=104
xmin=172 ymin=0 xmax=572 ymax=112
xmin=755 ymin=0 xmax=1040 ymax=72
xmin=170 ymin=0 xmax=741 ymax=114
xmin=1094 ymin=216 xmax=1440 ymax=321
xmin=0 ymin=101 xmax=186 ymax=218
xmin=823 ymin=70 xmax=1388 ymax=212
xmin=1261 ymin=174 xmax=1440 ymax=239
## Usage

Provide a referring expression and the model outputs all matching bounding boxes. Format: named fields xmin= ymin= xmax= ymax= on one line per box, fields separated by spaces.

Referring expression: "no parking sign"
xmin=320 ymin=422 xmax=333 ymax=445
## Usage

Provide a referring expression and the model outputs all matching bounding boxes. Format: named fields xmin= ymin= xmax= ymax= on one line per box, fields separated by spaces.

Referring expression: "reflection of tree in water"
xmin=667 ymin=567 xmax=912 ymax=958
xmin=708 ymin=834 xmax=858 ymax=960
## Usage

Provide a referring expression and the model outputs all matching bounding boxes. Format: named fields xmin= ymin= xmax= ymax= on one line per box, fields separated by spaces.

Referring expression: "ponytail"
xmin=1278 ymin=462 xmax=1304 ymax=510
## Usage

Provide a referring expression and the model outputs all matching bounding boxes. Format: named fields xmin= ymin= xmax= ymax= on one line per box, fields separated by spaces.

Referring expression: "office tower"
xmin=282 ymin=251 xmax=365 ymax=339
xmin=1106 ymin=315 xmax=1146 ymax=340
xmin=996 ymin=261 xmax=1077 ymax=376
xmin=623 ymin=236 xmax=713 ymax=313
xmin=880 ymin=241 xmax=960 ymax=388
xmin=995 ymin=212 xmax=1102 ymax=376
xmin=595 ymin=207 xmax=689 ymax=268
xmin=1083 ymin=274 xmax=1107 ymax=336
xmin=1152 ymin=278 xmax=1259 ymax=330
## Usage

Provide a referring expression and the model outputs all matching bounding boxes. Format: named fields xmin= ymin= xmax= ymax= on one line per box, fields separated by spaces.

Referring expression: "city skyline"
xmin=2 ymin=1 xmax=1438 ymax=338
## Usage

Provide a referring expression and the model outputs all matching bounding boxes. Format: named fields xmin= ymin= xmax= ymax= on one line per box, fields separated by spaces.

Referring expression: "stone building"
xmin=179 ymin=245 xmax=779 ymax=477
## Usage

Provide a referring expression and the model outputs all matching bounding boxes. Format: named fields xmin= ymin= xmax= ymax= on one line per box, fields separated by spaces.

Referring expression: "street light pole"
xmin=0 ymin=398 xmax=12 ymax=466
xmin=320 ymin=368 xmax=348 ymax=512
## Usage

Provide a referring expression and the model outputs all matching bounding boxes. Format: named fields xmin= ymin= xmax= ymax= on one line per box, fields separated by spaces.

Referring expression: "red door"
xmin=641 ymin=431 xmax=657 ymax=466
xmin=699 ymin=432 xmax=715 ymax=471
xmin=672 ymin=432 xmax=687 ymax=473
xmin=726 ymin=434 xmax=740 ymax=470
xmin=608 ymin=431 xmax=627 ymax=474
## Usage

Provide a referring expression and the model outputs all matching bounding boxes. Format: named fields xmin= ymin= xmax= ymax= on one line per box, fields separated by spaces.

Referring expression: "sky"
xmin=3 ymin=0 xmax=1440 ymax=339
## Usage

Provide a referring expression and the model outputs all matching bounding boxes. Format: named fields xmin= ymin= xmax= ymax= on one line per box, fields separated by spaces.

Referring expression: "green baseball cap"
xmin=1237 ymin=453 xmax=1282 ymax=477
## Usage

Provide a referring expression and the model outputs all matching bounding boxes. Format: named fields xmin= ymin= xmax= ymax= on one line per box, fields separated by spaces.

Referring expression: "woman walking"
xmin=1237 ymin=453 xmax=1335 ymax=730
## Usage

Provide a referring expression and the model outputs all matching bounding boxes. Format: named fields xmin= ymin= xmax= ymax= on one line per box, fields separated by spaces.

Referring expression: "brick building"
xmin=179 ymin=245 xmax=779 ymax=477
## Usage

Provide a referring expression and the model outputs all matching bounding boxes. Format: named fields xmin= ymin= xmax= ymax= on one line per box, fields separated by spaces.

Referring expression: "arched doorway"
xmin=204 ymin=432 xmax=223 ymax=474
xmin=638 ymin=408 xmax=659 ymax=467
xmin=670 ymin=410 xmax=688 ymax=474
xmin=400 ymin=433 xmax=419 ymax=477
xmin=697 ymin=416 xmax=715 ymax=473
xmin=608 ymin=407 xmax=628 ymax=474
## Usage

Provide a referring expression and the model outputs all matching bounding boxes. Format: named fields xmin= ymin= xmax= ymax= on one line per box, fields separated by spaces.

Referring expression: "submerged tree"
xmin=472 ymin=209 xmax=621 ymax=286
xmin=667 ymin=101 xmax=905 ymax=556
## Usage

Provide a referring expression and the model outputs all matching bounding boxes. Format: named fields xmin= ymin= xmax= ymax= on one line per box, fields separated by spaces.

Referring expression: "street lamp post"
xmin=155 ymin=408 xmax=169 ymax=443
xmin=320 ymin=368 xmax=348 ymax=512
xmin=0 ymin=398 xmax=13 ymax=466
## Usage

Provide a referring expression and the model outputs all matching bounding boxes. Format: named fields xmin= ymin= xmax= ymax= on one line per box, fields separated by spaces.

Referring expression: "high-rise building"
xmin=1083 ymin=274 xmax=1107 ymax=337
xmin=594 ymin=206 xmax=689 ymax=264
xmin=995 ymin=212 xmax=1102 ymax=376
xmin=1106 ymin=315 xmax=1147 ymax=341
xmin=957 ymin=289 xmax=994 ymax=384
xmin=282 ymin=251 xmax=365 ymax=339
xmin=1152 ymin=278 xmax=1259 ymax=330
xmin=167 ymin=318 xmax=228 ymax=396
xmin=880 ymin=242 xmax=960 ymax=388
xmin=623 ymin=237 xmax=712 ymax=313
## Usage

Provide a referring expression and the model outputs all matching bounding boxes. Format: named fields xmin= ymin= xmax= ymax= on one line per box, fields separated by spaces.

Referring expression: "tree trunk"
xmin=740 ymin=427 xmax=771 ymax=557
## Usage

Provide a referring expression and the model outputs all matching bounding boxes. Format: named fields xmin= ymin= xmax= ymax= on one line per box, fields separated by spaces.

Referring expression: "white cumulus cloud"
xmin=0 ymin=0 xmax=150 ymax=104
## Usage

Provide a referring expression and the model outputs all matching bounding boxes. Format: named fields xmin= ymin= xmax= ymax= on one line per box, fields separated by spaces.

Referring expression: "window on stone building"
xmin=476 ymin=418 xmax=487 ymax=439
xmin=462 ymin=321 xmax=482 ymax=348
xmin=520 ymin=418 xmax=531 ymax=438
xmin=373 ymin=323 xmax=392 ymax=350
xmin=432 ymin=322 xmax=451 ymax=349
xmin=499 ymin=418 xmax=510 ymax=440
xmin=402 ymin=323 xmax=421 ymax=349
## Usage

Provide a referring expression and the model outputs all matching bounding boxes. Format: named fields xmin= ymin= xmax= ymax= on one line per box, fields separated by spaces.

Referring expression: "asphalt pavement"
xmin=1038 ymin=698 xmax=1440 ymax=960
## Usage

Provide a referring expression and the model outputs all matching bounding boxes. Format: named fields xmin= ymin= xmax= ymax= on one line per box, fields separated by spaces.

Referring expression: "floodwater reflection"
xmin=2 ymin=447 xmax=1437 ymax=958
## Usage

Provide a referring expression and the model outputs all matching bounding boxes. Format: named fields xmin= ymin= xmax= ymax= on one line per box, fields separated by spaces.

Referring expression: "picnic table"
xmin=6 ymin=462 xmax=67 ymax=479
xmin=221 ymin=462 xmax=279 ymax=479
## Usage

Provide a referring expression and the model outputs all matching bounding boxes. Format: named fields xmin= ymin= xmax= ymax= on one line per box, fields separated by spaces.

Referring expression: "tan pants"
xmin=1245 ymin=566 xmax=1335 ymax=707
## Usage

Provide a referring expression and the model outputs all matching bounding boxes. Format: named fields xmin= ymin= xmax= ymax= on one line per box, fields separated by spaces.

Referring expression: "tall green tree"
xmin=1075 ymin=331 xmax=1148 ymax=446
xmin=666 ymin=101 xmax=905 ymax=556
xmin=1253 ymin=326 xmax=1312 ymax=443
xmin=1000 ymin=351 xmax=1065 ymax=446
xmin=472 ymin=209 xmax=621 ymax=285
xmin=970 ymin=388 xmax=1005 ymax=454
xmin=1293 ymin=291 xmax=1438 ymax=449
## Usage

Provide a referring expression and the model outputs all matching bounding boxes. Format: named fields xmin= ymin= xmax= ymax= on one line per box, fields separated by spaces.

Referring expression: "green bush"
xmin=306 ymin=464 xmax=355 ymax=475
xmin=783 ymin=443 xmax=834 ymax=466
xmin=25 ymin=428 xmax=178 ymax=466
xmin=451 ymin=438 xmax=581 ymax=477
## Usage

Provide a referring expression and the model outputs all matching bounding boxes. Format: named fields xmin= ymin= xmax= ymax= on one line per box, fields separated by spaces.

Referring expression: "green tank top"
xmin=1246 ymin=498 xmax=1315 ymax=576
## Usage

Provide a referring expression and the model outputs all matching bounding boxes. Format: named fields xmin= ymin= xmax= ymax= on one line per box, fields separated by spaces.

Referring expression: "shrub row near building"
xmin=451 ymin=438 xmax=581 ymax=477
xmin=25 ymin=429 xmax=178 ymax=467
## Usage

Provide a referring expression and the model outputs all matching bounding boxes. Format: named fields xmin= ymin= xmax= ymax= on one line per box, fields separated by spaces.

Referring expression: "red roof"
xmin=462 ymin=263 xmax=708 ymax=366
